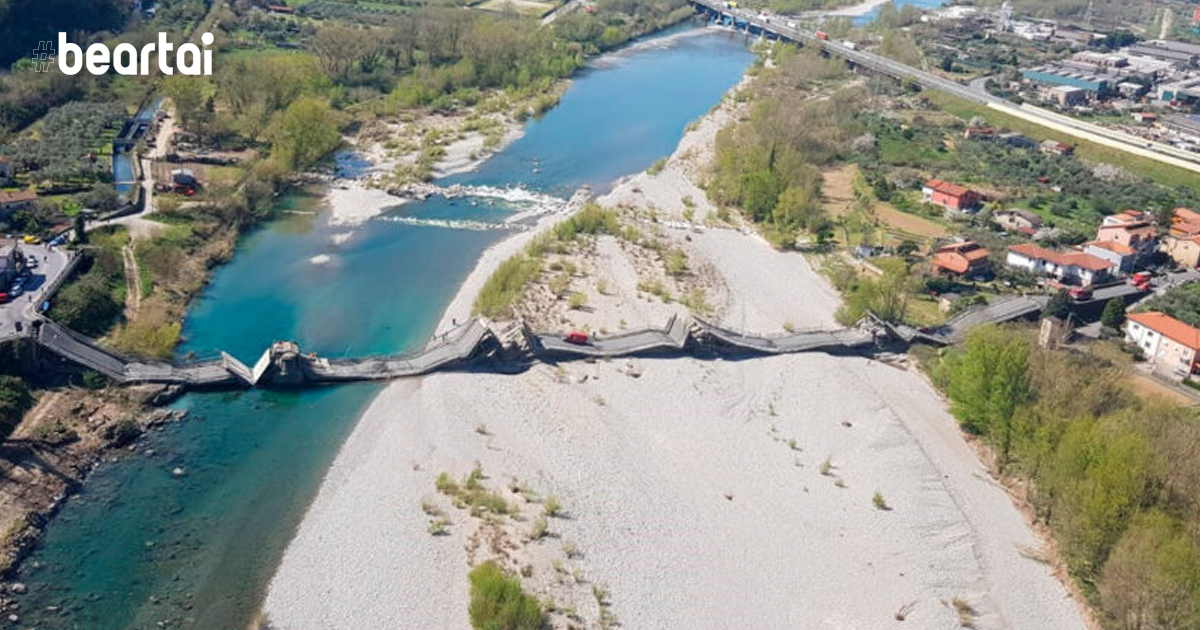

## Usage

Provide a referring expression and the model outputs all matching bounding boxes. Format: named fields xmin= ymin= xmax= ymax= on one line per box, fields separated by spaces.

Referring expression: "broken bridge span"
xmin=20 ymin=314 xmax=886 ymax=390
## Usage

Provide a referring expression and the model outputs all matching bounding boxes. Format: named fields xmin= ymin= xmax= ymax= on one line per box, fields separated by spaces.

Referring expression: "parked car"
xmin=0 ymin=293 xmax=10 ymax=304
xmin=1069 ymin=286 xmax=1093 ymax=301
xmin=564 ymin=331 xmax=590 ymax=345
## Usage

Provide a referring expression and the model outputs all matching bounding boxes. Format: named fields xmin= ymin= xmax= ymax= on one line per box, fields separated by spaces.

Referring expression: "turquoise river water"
xmin=12 ymin=25 xmax=755 ymax=630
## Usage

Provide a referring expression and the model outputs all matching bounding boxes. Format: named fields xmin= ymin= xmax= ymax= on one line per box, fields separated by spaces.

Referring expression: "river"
xmin=12 ymin=25 xmax=754 ymax=630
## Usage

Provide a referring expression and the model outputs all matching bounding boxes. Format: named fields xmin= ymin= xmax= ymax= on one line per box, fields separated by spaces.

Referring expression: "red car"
xmin=0 ymin=293 xmax=10 ymax=304
xmin=564 ymin=331 xmax=589 ymax=345
xmin=1068 ymin=286 xmax=1092 ymax=301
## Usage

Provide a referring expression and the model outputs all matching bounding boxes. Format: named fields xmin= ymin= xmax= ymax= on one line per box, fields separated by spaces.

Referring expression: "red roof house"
xmin=932 ymin=241 xmax=991 ymax=276
xmin=922 ymin=179 xmax=982 ymax=213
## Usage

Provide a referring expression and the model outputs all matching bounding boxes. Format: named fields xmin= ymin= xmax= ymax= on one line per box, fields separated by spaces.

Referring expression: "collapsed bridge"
xmin=22 ymin=314 xmax=885 ymax=390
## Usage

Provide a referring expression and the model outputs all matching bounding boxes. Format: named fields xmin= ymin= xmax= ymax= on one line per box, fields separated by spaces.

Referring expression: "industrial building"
xmin=1022 ymin=64 xmax=1110 ymax=95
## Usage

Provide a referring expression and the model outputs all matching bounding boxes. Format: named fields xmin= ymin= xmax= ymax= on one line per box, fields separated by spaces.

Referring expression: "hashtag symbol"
xmin=31 ymin=41 xmax=55 ymax=73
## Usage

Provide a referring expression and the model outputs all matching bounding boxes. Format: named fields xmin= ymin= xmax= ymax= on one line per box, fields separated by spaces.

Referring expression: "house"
xmin=853 ymin=244 xmax=880 ymax=259
xmin=1095 ymin=211 xmax=1158 ymax=260
xmin=1162 ymin=207 xmax=1200 ymax=268
xmin=1006 ymin=242 xmax=1116 ymax=286
xmin=994 ymin=208 xmax=1044 ymax=234
xmin=0 ymin=190 xmax=37 ymax=218
xmin=932 ymin=241 xmax=991 ymax=277
xmin=1125 ymin=311 xmax=1200 ymax=380
xmin=1163 ymin=234 xmax=1200 ymax=268
xmin=1039 ymin=139 xmax=1075 ymax=156
xmin=922 ymin=179 xmax=982 ymax=213
xmin=1170 ymin=207 xmax=1200 ymax=236
xmin=0 ymin=157 xmax=12 ymax=182
xmin=1132 ymin=111 xmax=1159 ymax=124
xmin=0 ymin=241 xmax=24 ymax=286
xmin=1083 ymin=240 xmax=1138 ymax=273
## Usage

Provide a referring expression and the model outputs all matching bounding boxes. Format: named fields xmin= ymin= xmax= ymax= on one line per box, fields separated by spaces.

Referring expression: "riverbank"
xmin=262 ymin=49 xmax=1090 ymax=630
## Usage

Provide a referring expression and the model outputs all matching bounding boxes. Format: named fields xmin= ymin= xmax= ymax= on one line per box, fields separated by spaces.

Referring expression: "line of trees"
xmin=932 ymin=326 xmax=1200 ymax=628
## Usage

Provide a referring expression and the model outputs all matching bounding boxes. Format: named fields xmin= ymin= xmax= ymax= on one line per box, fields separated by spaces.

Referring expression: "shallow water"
xmin=13 ymin=25 xmax=754 ymax=630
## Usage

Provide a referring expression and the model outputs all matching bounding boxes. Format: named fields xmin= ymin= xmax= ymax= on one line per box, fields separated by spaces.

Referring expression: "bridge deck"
xmin=692 ymin=317 xmax=875 ymax=353
xmin=310 ymin=318 xmax=492 ymax=380
xmin=533 ymin=315 xmax=690 ymax=358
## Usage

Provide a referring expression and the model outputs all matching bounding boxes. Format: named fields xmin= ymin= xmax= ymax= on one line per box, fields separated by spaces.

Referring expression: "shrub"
xmin=474 ymin=253 xmax=542 ymax=318
xmin=530 ymin=514 xmax=549 ymax=539
xmin=468 ymin=562 xmax=545 ymax=630
xmin=543 ymin=495 xmax=562 ymax=517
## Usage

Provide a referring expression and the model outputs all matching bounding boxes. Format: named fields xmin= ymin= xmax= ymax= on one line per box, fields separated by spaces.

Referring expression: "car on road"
xmin=26 ymin=257 xmax=37 ymax=269
xmin=564 ymin=331 xmax=590 ymax=345
xmin=22 ymin=235 xmax=40 ymax=245
xmin=0 ymin=293 xmax=10 ymax=304
xmin=1068 ymin=286 xmax=1093 ymax=301
xmin=8 ymin=285 xmax=22 ymax=298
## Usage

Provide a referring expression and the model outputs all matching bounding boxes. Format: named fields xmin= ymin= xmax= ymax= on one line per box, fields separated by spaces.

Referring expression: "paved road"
xmin=693 ymin=0 xmax=1200 ymax=174
xmin=0 ymin=244 xmax=72 ymax=342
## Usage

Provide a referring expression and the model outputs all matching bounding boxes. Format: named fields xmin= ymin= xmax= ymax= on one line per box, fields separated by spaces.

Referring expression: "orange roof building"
xmin=932 ymin=241 xmax=991 ymax=276
xmin=1083 ymin=239 xmax=1138 ymax=273
xmin=1165 ymin=208 xmax=1200 ymax=268
xmin=1095 ymin=211 xmax=1158 ymax=253
xmin=1126 ymin=311 xmax=1200 ymax=379
xmin=922 ymin=179 xmax=982 ymax=213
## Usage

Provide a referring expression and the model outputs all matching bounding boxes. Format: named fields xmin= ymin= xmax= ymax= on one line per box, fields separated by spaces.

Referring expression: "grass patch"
xmin=474 ymin=253 xmax=543 ymax=319
xmin=436 ymin=467 xmax=513 ymax=517
xmin=468 ymin=562 xmax=546 ymax=630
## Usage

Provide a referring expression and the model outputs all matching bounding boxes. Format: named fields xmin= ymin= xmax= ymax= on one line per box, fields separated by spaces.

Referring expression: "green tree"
xmin=1042 ymin=416 xmax=1152 ymax=576
xmin=1099 ymin=511 xmax=1200 ymax=630
xmin=1101 ymin=297 xmax=1127 ymax=330
xmin=0 ymin=375 xmax=32 ymax=441
xmin=946 ymin=327 xmax=1031 ymax=467
xmin=161 ymin=75 xmax=212 ymax=129
xmin=73 ymin=214 xmax=87 ymax=245
xmin=271 ymin=98 xmax=341 ymax=169
xmin=1045 ymin=290 xmax=1071 ymax=320
xmin=836 ymin=258 xmax=916 ymax=324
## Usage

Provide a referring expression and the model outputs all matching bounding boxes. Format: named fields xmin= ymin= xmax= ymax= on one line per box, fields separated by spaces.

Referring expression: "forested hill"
xmin=0 ymin=0 xmax=129 ymax=69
